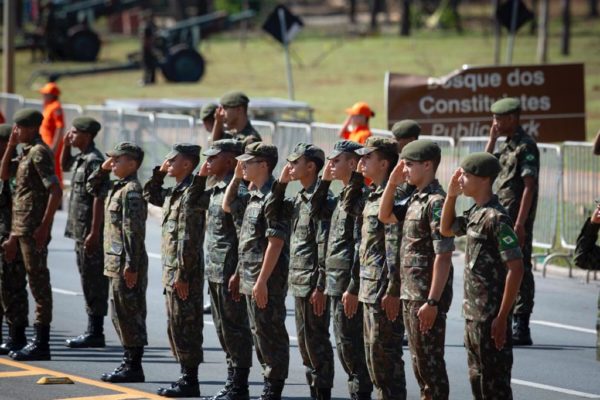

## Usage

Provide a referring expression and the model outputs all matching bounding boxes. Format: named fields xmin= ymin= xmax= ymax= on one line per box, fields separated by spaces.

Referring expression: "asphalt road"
xmin=0 ymin=210 xmax=598 ymax=400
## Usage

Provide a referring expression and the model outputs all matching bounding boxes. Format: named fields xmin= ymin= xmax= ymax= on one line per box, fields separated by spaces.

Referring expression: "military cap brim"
xmin=236 ymin=153 xmax=256 ymax=162
xmin=286 ymin=152 xmax=303 ymax=162
xmin=327 ymin=149 xmax=343 ymax=159
xmin=355 ymin=147 xmax=376 ymax=156
xmin=203 ymin=148 xmax=222 ymax=156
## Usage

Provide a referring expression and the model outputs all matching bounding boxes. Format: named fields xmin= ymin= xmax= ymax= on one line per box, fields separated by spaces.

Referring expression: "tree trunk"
xmin=561 ymin=0 xmax=571 ymax=55
xmin=349 ymin=0 xmax=357 ymax=23
xmin=536 ymin=0 xmax=549 ymax=63
xmin=400 ymin=0 xmax=411 ymax=36
xmin=590 ymin=0 xmax=599 ymax=17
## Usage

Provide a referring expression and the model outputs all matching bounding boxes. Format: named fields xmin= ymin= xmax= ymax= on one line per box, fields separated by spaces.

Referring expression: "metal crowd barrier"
xmin=120 ymin=111 xmax=155 ymax=181
xmin=0 ymin=93 xmax=24 ymax=123
xmin=83 ymin=106 xmax=123 ymax=155
xmin=252 ymin=120 xmax=276 ymax=146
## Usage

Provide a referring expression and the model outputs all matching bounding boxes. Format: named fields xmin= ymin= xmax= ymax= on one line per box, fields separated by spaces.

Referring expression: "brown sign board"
xmin=386 ymin=63 xmax=585 ymax=142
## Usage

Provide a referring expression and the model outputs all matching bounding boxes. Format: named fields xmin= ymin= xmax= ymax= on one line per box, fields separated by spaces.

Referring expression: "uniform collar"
xmin=250 ymin=175 xmax=275 ymax=199
xmin=299 ymin=179 xmax=318 ymax=200
xmin=368 ymin=178 xmax=388 ymax=198
xmin=22 ymin=134 xmax=44 ymax=152
xmin=504 ymin=126 xmax=526 ymax=149
xmin=173 ymin=174 xmax=193 ymax=192
xmin=413 ymin=179 xmax=441 ymax=200
xmin=115 ymin=173 xmax=137 ymax=186
xmin=215 ymin=173 xmax=234 ymax=190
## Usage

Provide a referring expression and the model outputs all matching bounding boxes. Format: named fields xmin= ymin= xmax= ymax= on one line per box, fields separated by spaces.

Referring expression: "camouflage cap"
xmin=13 ymin=109 xmax=43 ymax=127
xmin=328 ymin=140 xmax=363 ymax=159
xmin=391 ymin=119 xmax=421 ymax=139
xmin=106 ymin=141 xmax=144 ymax=163
xmin=203 ymin=139 xmax=242 ymax=156
xmin=72 ymin=116 xmax=101 ymax=136
xmin=460 ymin=152 xmax=501 ymax=178
xmin=490 ymin=97 xmax=521 ymax=115
xmin=286 ymin=142 xmax=325 ymax=163
xmin=400 ymin=139 xmax=441 ymax=162
xmin=236 ymin=141 xmax=278 ymax=162
xmin=200 ymin=102 xmax=218 ymax=120
xmin=166 ymin=143 xmax=201 ymax=160
xmin=220 ymin=91 xmax=250 ymax=108
xmin=355 ymin=136 xmax=397 ymax=156
xmin=0 ymin=124 xmax=12 ymax=141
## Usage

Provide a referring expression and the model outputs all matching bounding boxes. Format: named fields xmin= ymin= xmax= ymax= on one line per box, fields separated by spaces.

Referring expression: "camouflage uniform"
xmin=319 ymin=171 xmax=373 ymax=397
xmin=398 ymin=179 xmax=454 ymax=400
xmin=359 ymin=179 xmax=407 ymax=400
xmin=63 ymin=142 xmax=109 ymax=319
xmin=266 ymin=176 xmax=335 ymax=392
xmin=231 ymin=175 xmax=290 ymax=383
xmin=452 ymin=196 xmax=523 ymax=399
xmin=573 ymin=217 xmax=600 ymax=361
xmin=223 ymin=121 xmax=262 ymax=148
xmin=494 ymin=127 xmax=539 ymax=317
xmin=88 ymin=168 xmax=148 ymax=348
xmin=144 ymin=167 xmax=205 ymax=369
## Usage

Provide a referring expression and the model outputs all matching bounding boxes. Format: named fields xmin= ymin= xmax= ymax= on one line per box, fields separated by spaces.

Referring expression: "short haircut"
xmin=265 ymin=157 xmax=277 ymax=173
xmin=181 ymin=153 xmax=200 ymax=170
xmin=306 ymin=156 xmax=324 ymax=174
xmin=375 ymin=150 xmax=399 ymax=175
xmin=123 ymin=154 xmax=143 ymax=169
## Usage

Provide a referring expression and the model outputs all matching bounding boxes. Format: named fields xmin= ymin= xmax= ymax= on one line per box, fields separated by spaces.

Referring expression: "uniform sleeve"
xmin=429 ymin=197 xmax=455 ymax=254
xmin=186 ymin=175 xmax=210 ymax=210
xmin=518 ymin=142 xmax=539 ymax=180
xmin=342 ymin=172 xmax=365 ymax=217
xmin=31 ymin=147 xmax=59 ymax=188
xmin=346 ymin=214 xmax=363 ymax=295
xmin=494 ymin=214 xmax=523 ymax=262
xmin=392 ymin=186 xmax=413 ymax=222
xmin=451 ymin=215 xmax=468 ymax=237
xmin=86 ymin=159 xmax=108 ymax=199
xmin=142 ymin=166 xmax=168 ymax=207
xmin=310 ymin=178 xmax=334 ymax=220
xmin=264 ymin=180 xmax=293 ymax=221
xmin=61 ymin=151 xmax=76 ymax=172
xmin=385 ymin=222 xmax=401 ymax=296
xmin=87 ymin=167 xmax=111 ymax=198
xmin=574 ymin=218 xmax=600 ymax=271
xmin=122 ymin=188 xmax=147 ymax=272
xmin=175 ymin=195 xmax=204 ymax=281
xmin=265 ymin=193 xmax=290 ymax=240
xmin=315 ymin=217 xmax=330 ymax=291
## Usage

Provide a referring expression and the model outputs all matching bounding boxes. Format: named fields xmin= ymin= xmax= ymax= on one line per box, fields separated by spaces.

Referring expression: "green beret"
xmin=328 ymin=140 xmax=363 ymax=159
xmin=200 ymin=102 xmax=218 ymax=120
xmin=490 ymin=97 xmax=521 ymax=115
xmin=203 ymin=139 xmax=242 ymax=156
xmin=13 ymin=109 xmax=43 ymax=127
xmin=391 ymin=120 xmax=421 ymax=139
xmin=355 ymin=136 xmax=397 ymax=156
xmin=0 ymin=124 xmax=12 ymax=141
xmin=460 ymin=152 xmax=501 ymax=178
xmin=166 ymin=143 xmax=201 ymax=160
xmin=72 ymin=116 xmax=101 ymax=136
xmin=236 ymin=142 xmax=278 ymax=163
xmin=287 ymin=143 xmax=325 ymax=164
xmin=106 ymin=141 xmax=144 ymax=164
xmin=400 ymin=139 xmax=441 ymax=162
xmin=220 ymin=91 xmax=250 ymax=108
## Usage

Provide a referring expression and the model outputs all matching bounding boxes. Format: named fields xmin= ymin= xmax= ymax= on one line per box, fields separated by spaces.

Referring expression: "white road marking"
xmin=148 ymin=252 xmax=161 ymax=259
xmin=512 ymin=379 xmax=600 ymax=399
xmin=52 ymin=288 xmax=81 ymax=296
xmin=531 ymin=320 xmax=596 ymax=335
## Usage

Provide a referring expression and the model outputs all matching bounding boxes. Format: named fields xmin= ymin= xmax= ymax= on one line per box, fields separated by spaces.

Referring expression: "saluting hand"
xmin=8 ymin=126 xmax=19 ymax=147
xmin=322 ymin=160 xmax=334 ymax=182
xmin=591 ymin=203 xmax=600 ymax=224
xmin=447 ymin=168 xmax=463 ymax=198
xmin=234 ymin=161 xmax=244 ymax=180
xmin=101 ymin=157 xmax=113 ymax=171
xmin=389 ymin=160 xmax=407 ymax=186
xmin=198 ymin=160 xmax=209 ymax=177
xmin=279 ymin=163 xmax=292 ymax=184
xmin=159 ymin=159 xmax=170 ymax=173
xmin=489 ymin=122 xmax=500 ymax=140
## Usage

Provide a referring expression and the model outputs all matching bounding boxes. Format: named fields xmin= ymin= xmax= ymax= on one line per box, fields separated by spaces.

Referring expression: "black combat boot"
xmin=310 ymin=386 xmax=317 ymax=399
xmin=101 ymin=347 xmax=145 ymax=383
xmin=351 ymin=392 xmax=372 ymax=400
xmin=219 ymin=368 xmax=250 ymax=400
xmin=316 ymin=388 xmax=331 ymax=400
xmin=212 ymin=367 xmax=234 ymax=399
xmin=65 ymin=315 xmax=106 ymax=348
xmin=157 ymin=365 xmax=200 ymax=398
xmin=0 ymin=324 xmax=27 ymax=355
xmin=512 ymin=314 xmax=533 ymax=346
xmin=259 ymin=378 xmax=284 ymax=400
xmin=9 ymin=324 xmax=51 ymax=361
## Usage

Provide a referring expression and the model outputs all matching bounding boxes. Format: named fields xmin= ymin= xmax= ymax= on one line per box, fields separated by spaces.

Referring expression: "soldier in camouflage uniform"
xmin=0 ymin=124 xmax=28 ymax=355
xmin=573 ymin=202 xmax=600 ymax=362
xmin=191 ymin=139 xmax=253 ymax=400
xmin=265 ymin=143 xmax=334 ymax=400
xmin=354 ymin=137 xmax=406 ymax=400
xmin=222 ymin=142 xmax=290 ymax=400
xmin=440 ymin=153 xmax=524 ymax=399
xmin=88 ymin=142 xmax=148 ymax=383
xmin=144 ymin=143 xmax=205 ymax=397
xmin=380 ymin=140 xmax=454 ymax=400
xmin=0 ymin=109 xmax=62 ymax=361
xmin=485 ymin=98 xmax=539 ymax=346
xmin=212 ymin=92 xmax=262 ymax=147
xmin=316 ymin=140 xmax=373 ymax=400
xmin=61 ymin=117 xmax=109 ymax=348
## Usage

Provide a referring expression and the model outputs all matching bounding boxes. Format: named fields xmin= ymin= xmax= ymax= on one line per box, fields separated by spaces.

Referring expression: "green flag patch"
xmin=498 ymin=223 xmax=519 ymax=251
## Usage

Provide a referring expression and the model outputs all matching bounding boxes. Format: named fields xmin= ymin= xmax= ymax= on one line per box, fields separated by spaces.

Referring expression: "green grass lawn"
xmin=2 ymin=9 xmax=600 ymax=138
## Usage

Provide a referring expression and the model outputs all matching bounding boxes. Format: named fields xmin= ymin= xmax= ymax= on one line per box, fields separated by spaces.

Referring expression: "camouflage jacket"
xmin=144 ymin=168 xmax=204 ymax=287
xmin=574 ymin=218 xmax=600 ymax=272
xmin=63 ymin=143 xmax=107 ymax=242
xmin=11 ymin=135 xmax=58 ymax=236
xmin=0 ymin=179 xmax=12 ymax=241
xmin=223 ymin=121 xmax=262 ymax=148
xmin=495 ymin=127 xmax=539 ymax=223
xmin=452 ymin=196 xmax=522 ymax=321
xmin=265 ymin=179 xmax=333 ymax=297
xmin=89 ymin=169 xmax=148 ymax=278
xmin=399 ymin=179 xmax=454 ymax=312
xmin=231 ymin=176 xmax=290 ymax=296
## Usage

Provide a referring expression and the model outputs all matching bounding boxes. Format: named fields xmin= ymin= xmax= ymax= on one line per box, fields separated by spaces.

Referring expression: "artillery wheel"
xmin=67 ymin=26 xmax=101 ymax=62
xmin=161 ymin=45 xmax=205 ymax=82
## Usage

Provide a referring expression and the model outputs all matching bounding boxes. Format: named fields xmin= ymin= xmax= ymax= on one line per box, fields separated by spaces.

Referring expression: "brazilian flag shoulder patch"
xmin=525 ymin=153 xmax=535 ymax=162
xmin=498 ymin=223 xmax=519 ymax=251
xmin=432 ymin=204 xmax=442 ymax=222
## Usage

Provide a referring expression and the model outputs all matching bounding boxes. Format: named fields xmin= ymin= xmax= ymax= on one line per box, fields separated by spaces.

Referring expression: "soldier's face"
xmin=111 ymin=155 xmax=137 ymax=179
xmin=459 ymin=170 xmax=489 ymax=197
xmin=493 ymin=113 xmax=519 ymax=135
xmin=329 ymin=153 xmax=354 ymax=181
xmin=14 ymin=124 xmax=37 ymax=143
xmin=241 ymin=158 xmax=266 ymax=182
xmin=68 ymin=128 xmax=88 ymax=149
xmin=206 ymin=152 xmax=232 ymax=176
xmin=288 ymin=157 xmax=310 ymax=181
xmin=403 ymin=160 xmax=428 ymax=186
xmin=359 ymin=152 xmax=386 ymax=180
xmin=166 ymin=155 xmax=188 ymax=179
xmin=223 ymin=106 xmax=243 ymax=126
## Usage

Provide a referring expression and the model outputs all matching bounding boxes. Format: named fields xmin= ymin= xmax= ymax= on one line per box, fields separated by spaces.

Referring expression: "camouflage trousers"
xmin=464 ymin=318 xmax=513 ymax=400
xmin=0 ymin=241 xmax=28 ymax=327
xmin=209 ymin=281 xmax=252 ymax=369
xmin=246 ymin=294 xmax=289 ymax=381
xmin=166 ymin=271 xmax=204 ymax=368
xmin=295 ymin=294 xmax=334 ymax=389
xmin=75 ymin=242 xmax=108 ymax=317
xmin=403 ymin=300 xmax=449 ymax=400
xmin=109 ymin=275 xmax=147 ymax=347
xmin=363 ymin=302 xmax=406 ymax=400
xmin=514 ymin=229 xmax=535 ymax=316
xmin=331 ymin=295 xmax=372 ymax=395
xmin=18 ymin=235 xmax=53 ymax=325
